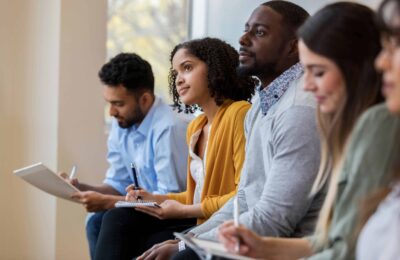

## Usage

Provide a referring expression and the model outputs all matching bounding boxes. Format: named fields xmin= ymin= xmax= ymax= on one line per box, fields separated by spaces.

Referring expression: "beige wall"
xmin=56 ymin=1 xmax=108 ymax=259
xmin=192 ymin=0 xmax=382 ymax=48
xmin=0 ymin=1 xmax=60 ymax=259
xmin=0 ymin=0 xmax=107 ymax=259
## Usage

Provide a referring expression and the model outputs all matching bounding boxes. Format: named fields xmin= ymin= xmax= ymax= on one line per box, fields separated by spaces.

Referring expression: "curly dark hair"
xmin=169 ymin=37 xmax=256 ymax=113
xmin=98 ymin=53 xmax=154 ymax=94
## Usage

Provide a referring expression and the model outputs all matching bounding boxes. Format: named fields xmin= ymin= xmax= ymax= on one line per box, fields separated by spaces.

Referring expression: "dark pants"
xmin=86 ymin=211 xmax=106 ymax=260
xmin=94 ymin=208 xmax=196 ymax=260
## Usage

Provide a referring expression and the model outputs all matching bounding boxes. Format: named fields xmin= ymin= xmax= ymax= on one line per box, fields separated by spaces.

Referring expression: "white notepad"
xmin=174 ymin=232 xmax=256 ymax=260
xmin=115 ymin=200 xmax=161 ymax=208
xmin=13 ymin=162 xmax=80 ymax=203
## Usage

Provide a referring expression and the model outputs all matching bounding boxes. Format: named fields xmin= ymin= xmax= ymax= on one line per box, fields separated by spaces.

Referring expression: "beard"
xmin=117 ymin=106 xmax=146 ymax=129
xmin=237 ymin=59 xmax=279 ymax=79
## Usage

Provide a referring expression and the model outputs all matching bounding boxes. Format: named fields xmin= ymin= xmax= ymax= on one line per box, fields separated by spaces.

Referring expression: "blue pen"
xmin=130 ymin=163 xmax=142 ymax=201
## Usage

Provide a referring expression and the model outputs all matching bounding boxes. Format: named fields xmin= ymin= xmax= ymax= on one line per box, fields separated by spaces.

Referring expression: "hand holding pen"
xmin=218 ymin=197 xmax=261 ymax=256
xmin=69 ymin=165 xmax=80 ymax=188
xmin=59 ymin=165 xmax=80 ymax=189
xmin=218 ymin=219 xmax=265 ymax=258
xmin=125 ymin=163 xmax=145 ymax=202
xmin=125 ymin=187 xmax=155 ymax=202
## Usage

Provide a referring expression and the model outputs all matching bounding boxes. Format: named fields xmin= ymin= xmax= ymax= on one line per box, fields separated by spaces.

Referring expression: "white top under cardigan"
xmin=188 ymin=126 xmax=211 ymax=204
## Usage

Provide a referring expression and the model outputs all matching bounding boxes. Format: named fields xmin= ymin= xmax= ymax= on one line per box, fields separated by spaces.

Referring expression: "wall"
xmin=0 ymin=0 xmax=107 ymax=259
xmin=191 ymin=0 xmax=382 ymax=48
xmin=55 ymin=1 xmax=108 ymax=259
xmin=0 ymin=1 xmax=60 ymax=259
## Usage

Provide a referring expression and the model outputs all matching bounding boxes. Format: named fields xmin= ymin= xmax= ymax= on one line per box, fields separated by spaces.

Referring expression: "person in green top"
xmin=356 ymin=0 xmax=400 ymax=259
xmin=218 ymin=2 xmax=394 ymax=260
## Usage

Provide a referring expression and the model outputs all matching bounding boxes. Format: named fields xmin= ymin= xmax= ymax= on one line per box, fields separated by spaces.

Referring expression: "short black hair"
xmin=98 ymin=53 xmax=154 ymax=93
xmin=169 ymin=37 xmax=256 ymax=113
xmin=262 ymin=0 xmax=309 ymax=38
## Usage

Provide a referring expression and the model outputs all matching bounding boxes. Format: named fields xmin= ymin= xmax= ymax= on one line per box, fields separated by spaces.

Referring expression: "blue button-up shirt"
xmin=103 ymin=97 xmax=190 ymax=195
xmin=258 ymin=62 xmax=304 ymax=115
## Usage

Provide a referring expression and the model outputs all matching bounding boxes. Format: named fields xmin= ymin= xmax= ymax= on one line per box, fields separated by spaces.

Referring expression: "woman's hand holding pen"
xmin=125 ymin=185 xmax=154 ymax=202
xmin=134 ymin=199 xmax=186 ymax=220
xmin=218 ymin=220 xmax=267 ymax=258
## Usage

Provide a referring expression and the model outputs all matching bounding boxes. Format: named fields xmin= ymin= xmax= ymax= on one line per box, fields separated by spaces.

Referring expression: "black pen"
xmin=130 ymin=163 xmax=142 ymax=202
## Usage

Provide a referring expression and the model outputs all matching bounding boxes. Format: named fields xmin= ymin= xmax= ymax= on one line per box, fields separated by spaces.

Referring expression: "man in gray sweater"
xmin=138 ymin=2 xmax=325 ymax=259
xmin=188 ymin=0 xmax=323 ymax=240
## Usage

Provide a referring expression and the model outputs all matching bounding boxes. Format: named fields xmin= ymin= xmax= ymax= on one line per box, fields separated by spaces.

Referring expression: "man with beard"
xmin=137 ymin=2 xmax=325 ymax=260
xmin=64 ymin=53 xmax=189 ymax=260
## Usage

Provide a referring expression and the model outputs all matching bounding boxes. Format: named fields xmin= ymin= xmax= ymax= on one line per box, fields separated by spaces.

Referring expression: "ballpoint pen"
xmin=130 ymin=163 xmax=142 ymax=202
xmin=70 ymin=165 xmax=77 ymax=179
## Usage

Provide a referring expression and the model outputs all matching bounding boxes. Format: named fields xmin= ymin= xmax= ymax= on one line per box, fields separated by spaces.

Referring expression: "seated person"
xmin=357 ymin=1 xmax=400 ymax=259
xmin=219 ymin=3 xmax=389 ymax=260
xmin=144 ymin=2 xmax=325 ymax=259
xmin=93 ymin=37 xmax=256 ymax=260
xmin=61 ymin=53 xmax=189 ymax=259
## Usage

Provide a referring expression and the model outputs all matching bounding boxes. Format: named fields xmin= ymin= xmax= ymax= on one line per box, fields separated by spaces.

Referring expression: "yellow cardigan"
xmin=167 ymin=100 xmax=250 ymax=224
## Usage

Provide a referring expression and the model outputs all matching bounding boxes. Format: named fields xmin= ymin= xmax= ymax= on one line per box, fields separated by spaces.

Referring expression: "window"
xmin=105 ymin=0 xmax=190 ymax=129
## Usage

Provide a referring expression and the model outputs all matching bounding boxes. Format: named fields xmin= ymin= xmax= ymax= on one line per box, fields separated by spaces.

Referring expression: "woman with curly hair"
xmin=94 ymin=37 xmax=256 ymax=260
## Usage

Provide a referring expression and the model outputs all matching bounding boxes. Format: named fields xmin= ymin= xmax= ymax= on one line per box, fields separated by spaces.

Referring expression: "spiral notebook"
xmin=115 ymin=200 xmax=161 ymax=208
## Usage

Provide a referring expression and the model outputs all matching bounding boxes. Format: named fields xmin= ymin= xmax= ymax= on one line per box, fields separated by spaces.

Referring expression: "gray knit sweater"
xmin=191 ymin=77 xmax=325 ymax=240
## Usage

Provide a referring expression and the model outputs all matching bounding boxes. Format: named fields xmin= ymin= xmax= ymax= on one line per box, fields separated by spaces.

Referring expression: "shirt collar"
xmin=129 ymin=96 xmax=160 ymax=137
xmin=257 ymin=62 xmax=304 ymax=115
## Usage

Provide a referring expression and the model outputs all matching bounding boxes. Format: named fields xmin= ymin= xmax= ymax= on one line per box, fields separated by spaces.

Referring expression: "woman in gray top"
xmin=218 ymin=2 xmax=387 ymax=260
xmin=357 ymin=0 xmax=400 ymax=259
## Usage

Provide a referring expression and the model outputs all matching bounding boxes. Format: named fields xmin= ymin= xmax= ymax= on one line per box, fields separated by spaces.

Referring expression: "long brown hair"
xmin=297 ymin=2 xmax=383 ymax=245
